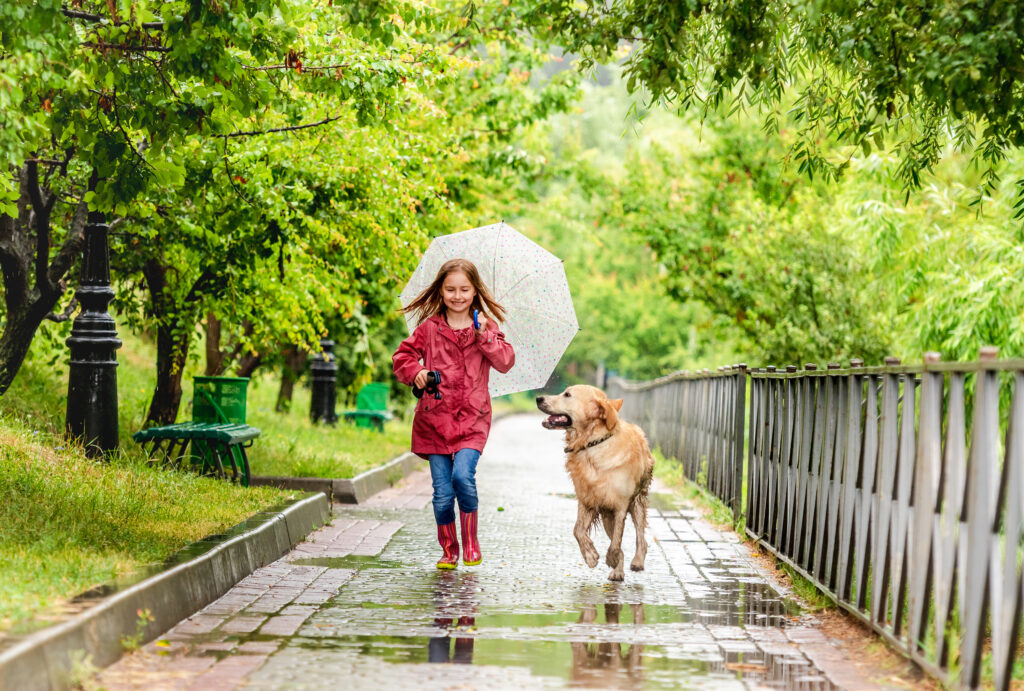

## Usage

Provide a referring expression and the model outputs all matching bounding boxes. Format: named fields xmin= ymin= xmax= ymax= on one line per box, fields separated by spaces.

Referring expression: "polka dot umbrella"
xmin=400 ymin=221 xmax=580 ymax=398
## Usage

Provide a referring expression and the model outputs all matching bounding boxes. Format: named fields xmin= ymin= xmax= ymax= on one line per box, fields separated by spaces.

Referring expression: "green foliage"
xmin=532 ymin=0 xmax=1024 ymax=207
xmin=504 ymin=81 xmax=739 ymax=382
xmin=1 ymin=0 xmax=581 ymax=418
xmin=538 ymin=74 xmax=1024 ymax=368
xmin=614 ymin=113 xmax=893 ymax=366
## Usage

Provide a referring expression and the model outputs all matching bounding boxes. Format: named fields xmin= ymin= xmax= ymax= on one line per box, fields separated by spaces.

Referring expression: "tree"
xmin=0 ymin=0 xmax=461 ymax=394
xmin=103 ymin=0 xmax=579 ymax=425
xmin=531 ymin=0 xmax=1024 ymax=206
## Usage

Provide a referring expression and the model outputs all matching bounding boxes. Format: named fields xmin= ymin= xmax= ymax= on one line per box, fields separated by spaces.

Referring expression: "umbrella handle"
xmin=473 ymin=309 xmax=480 ymax=330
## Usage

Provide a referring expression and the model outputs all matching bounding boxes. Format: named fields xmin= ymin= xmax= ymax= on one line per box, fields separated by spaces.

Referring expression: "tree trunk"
xmin=236 ymin=352 xmax=262 ymax=378
xmin=0 ymin=305 xmax=53 ymax=394
xmin=143 ymin=259 xmax=191 ymax=426
xmin=146 ymin=319 xmax=190 ymax=425
xmin=0 ymin=164 xmax=88 ymax=395
xmin=275 ymin=345 xmax=306 ymax=412
xmin=205 ymin=312 xmax=224 ymax=375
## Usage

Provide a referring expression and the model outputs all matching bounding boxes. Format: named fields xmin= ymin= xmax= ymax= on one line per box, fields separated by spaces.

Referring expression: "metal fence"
xmin=611 ymin=351 xmax=1024 ymax=690
xmin=607 ymin=365 xmax=746 ymax=515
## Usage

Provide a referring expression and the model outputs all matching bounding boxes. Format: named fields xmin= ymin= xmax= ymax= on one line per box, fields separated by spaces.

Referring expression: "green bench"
xmin=133 ymin=377 xmax=258 ymax=486
xmin=342 ymin=382 xmax=393 ymax=432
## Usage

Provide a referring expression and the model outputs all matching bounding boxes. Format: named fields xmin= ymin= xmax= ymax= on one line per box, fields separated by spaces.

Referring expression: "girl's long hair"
xmin=402 ymin=258 xmax=507 ymax=326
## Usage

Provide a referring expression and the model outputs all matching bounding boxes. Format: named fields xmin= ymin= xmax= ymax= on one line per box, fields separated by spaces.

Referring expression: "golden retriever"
xmin=536 ymin=385 xmax=655 ymax=581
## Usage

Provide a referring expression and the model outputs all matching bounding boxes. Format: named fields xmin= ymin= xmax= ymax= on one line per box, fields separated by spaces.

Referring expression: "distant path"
xmin=96 ymin=414 xmax=888 ymax=689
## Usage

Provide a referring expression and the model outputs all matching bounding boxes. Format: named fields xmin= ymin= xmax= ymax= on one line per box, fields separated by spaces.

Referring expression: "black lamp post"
xmin=310 ymin=338 xmax=338 ymax=424
xmin=65 ymin=214 xmax=122 ymax=456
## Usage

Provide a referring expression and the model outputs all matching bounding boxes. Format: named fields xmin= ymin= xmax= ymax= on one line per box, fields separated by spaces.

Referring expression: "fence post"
xmin=732 ymin=364 xmax=747 ymax=517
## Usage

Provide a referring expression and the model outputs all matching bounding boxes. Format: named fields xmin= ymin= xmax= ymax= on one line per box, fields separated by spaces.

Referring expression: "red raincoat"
xmin=393 ymin=314 xmax=515 ymax=458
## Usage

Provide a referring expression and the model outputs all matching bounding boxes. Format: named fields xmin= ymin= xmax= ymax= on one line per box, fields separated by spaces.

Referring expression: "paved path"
xmin=97 ymin=414 xmax=886 ymax=690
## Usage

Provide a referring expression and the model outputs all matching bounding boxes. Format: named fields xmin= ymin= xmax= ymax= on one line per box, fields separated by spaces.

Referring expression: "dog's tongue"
xmin=547 ymin=414 xmax=569 ymax=425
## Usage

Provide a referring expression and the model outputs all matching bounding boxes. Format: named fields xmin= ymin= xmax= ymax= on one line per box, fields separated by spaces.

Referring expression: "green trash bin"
xmin=356 ymin=382 xmax=390 ymax=412
xmin=193 ymin=376 xmax=250 ymax=424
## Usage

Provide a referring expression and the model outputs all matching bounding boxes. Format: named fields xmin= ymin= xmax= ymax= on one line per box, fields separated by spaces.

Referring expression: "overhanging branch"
xmin=217 ymin=114 xmax=343 ymax=138
xmin=62 ymin=5 xmax=164 ymax=30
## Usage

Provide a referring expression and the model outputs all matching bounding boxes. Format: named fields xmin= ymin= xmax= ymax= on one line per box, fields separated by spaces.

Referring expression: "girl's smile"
xmin=442 ymin=271 xmax=476 ymax=323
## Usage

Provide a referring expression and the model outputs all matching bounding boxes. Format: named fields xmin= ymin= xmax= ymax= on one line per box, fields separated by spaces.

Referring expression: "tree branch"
xmin=218 ymin=114 xmax=344 ymax=138
xmin=82 ymin=41 xmax=170 ymax=53
xmin=47 ymin=186 xmax=89 ymax=288
xmin=44 ymin=297 xmax=78 ymax=323
xmin=62 ymin=6 xmax=164 ymax=30
xmin=184 ymin=267 xmax=220 ymax=303
xmin=25 ymin=161 xmax=54 ymax=295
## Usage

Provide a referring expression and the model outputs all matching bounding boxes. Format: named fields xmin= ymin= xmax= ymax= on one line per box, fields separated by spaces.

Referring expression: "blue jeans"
xmin=428 ymin=449 xmax=481 ymax=525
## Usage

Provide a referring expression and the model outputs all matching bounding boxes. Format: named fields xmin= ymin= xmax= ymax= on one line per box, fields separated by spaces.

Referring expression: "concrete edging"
xmin=0 ymin=492 xmax=330 ymax=691
xmin=251 ymin=451 xmax=422 ymax=504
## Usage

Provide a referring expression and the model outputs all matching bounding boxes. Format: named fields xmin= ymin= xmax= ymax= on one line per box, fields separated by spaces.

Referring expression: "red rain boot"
xmin=460 ymin=510 xmax=482 ymax=566
xmin=436 ymin=522 xmax=459 ymax=570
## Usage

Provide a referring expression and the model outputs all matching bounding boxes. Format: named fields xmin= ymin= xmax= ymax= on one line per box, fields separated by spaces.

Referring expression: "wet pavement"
xmin=96 ymin=414 xmax=884 ymax=690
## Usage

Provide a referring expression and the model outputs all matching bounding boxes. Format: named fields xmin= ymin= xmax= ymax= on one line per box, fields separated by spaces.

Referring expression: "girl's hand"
xmin=414 ymin=369 xmax=430 ymax=389
xmin=475 ymin=314 xmax=489 ymax=332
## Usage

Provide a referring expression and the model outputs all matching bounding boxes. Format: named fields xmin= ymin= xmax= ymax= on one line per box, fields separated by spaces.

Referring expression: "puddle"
xmin=277 ymin=632 xmax=835 ymax=689
xmin=290 ymin=555 xmax=406 ymax=569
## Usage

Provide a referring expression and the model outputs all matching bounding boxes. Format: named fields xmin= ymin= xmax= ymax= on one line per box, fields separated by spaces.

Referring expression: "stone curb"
xmin=0 ymin=492 xmax=330 ymax=691
xmin=248 ymin=409 xmax=532 ymax=503
xmin=250 ymin=451 xmax=422 ymax=504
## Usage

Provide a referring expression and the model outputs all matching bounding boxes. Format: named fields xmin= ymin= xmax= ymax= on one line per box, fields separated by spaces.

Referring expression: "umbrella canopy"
xmin=400 ymin=222 xmax=579 ymax=397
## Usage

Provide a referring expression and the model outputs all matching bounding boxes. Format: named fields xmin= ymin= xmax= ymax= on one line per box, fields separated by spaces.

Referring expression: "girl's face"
xmin=441 ymin=271 xmax=476 ymax=315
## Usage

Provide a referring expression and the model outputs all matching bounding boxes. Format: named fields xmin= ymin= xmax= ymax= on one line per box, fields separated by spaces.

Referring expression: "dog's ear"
xmin=600 ymin=399 xmax=621 ymax=429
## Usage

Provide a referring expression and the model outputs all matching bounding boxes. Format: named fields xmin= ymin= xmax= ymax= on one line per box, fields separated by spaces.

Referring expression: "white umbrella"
xmin=400 ymin=221 xmax=579 ymax=397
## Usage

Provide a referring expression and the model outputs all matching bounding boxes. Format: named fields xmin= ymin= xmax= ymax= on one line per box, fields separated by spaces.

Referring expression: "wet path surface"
xmin=97 ymin=415 xmax=881 ymax=689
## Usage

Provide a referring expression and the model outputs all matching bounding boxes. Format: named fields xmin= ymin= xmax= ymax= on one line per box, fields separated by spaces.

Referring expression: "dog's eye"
xmin=564 ymin=392 xmax=571 ymax=397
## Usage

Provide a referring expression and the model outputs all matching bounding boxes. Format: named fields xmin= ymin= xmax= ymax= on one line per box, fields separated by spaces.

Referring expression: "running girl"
xmin=393 ymin=258 xmax=515 ymax=569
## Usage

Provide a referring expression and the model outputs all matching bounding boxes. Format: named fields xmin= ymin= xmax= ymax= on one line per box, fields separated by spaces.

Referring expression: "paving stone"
xmin=220 ymin=615 xmax=266 ymax=634
xmin=186 ymin=655 xmax=268 ymax=690
xmin=95 ymin=416 xmax=890 ymax=691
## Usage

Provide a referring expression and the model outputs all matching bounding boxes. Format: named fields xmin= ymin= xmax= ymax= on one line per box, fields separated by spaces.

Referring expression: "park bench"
xmin=342 ymin=382 xmax=393 ymax=432
xmin=132 ymin=376 xmax=259 ymax=486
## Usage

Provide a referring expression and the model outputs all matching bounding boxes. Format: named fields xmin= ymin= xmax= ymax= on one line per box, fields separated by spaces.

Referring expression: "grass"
xmin=0 ymin=416 xmax=294 ymax=634
xmin=5 ymin=326 xmax=416 ymax=480
xmin=0 ymin=325 xmax=416 ymax=631
xmin=245 ymin=376 xmax=412 ymax=478
xmin=652 ymin=448 xmax=737 ymax=528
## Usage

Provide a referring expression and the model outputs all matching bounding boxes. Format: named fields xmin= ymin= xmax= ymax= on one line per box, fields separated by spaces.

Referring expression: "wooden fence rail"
xmin=610 ymin=350 xmax=1024 ymax=690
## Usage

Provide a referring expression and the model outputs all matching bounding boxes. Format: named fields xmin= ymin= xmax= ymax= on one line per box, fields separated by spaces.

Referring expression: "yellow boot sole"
xmin=436 ymin=561 xmax=458 ymax=570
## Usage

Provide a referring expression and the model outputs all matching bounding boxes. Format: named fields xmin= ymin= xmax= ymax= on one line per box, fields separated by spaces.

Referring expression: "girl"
xmin=393 ymin=258 xmax=516 ymax=569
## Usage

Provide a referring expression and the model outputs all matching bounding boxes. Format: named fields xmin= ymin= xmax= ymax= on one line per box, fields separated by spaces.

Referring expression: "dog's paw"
xmin=605 ymin=550 xmax=622 ymax=568
xmin=630 ymin=562 xmax=645 ymax=572
xmin=607 ymin=568 xmax=624 ymax=582
xmin=583 ymin=550 xmax=599 ymax=569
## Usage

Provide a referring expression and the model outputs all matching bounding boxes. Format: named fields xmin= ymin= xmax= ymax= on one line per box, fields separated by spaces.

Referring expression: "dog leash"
xmin=565 ymin=433 xmax=614 ymax=454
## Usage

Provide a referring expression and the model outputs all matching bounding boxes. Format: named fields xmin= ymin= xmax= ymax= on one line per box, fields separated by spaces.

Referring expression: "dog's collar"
xmin=565 ymin=433 xmax=614 ymax=454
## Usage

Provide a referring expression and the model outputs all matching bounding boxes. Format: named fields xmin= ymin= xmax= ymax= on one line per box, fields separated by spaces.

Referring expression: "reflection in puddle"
xmin=299 ymin=632 xmax=834 ymax=689
xmin=570 ymin=603 xmax=645 ymax=688
xmin=290 ymin=555 xmax=406 ymax=569
xmin=286 ymin=573 xmax=830 ymax=689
